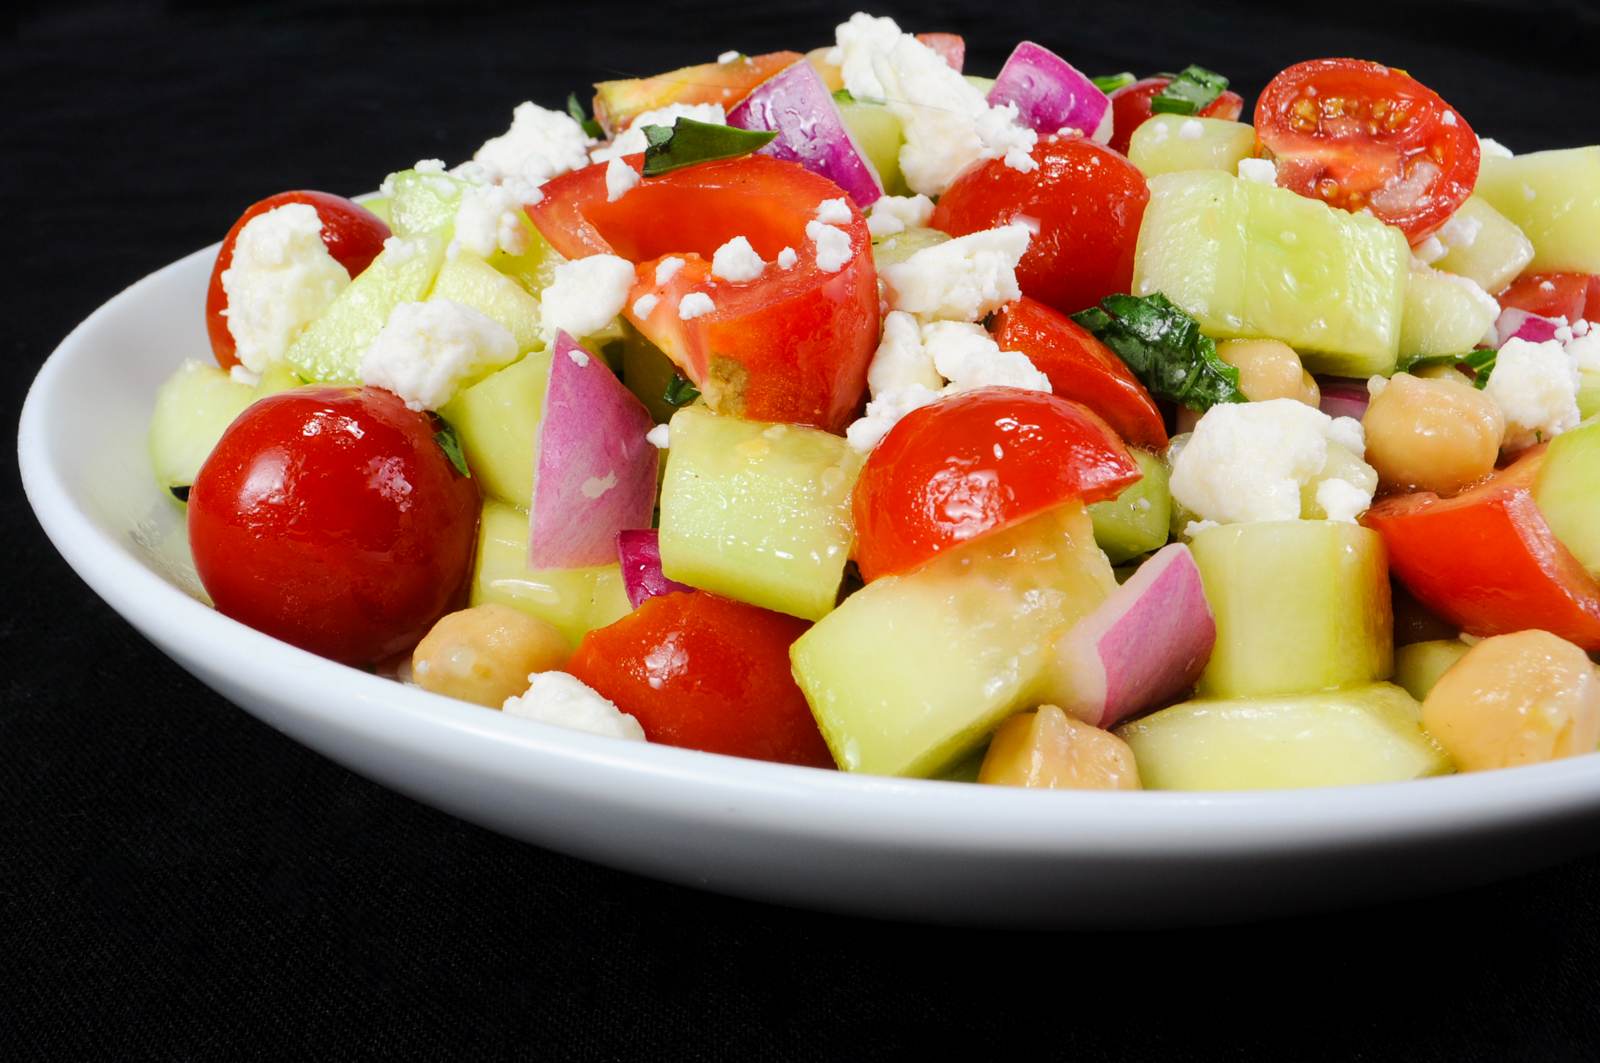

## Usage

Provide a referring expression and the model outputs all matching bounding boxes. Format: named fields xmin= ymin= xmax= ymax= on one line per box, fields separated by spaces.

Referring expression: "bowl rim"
xmin=20 ymin=243 xmax=1600 ymax=858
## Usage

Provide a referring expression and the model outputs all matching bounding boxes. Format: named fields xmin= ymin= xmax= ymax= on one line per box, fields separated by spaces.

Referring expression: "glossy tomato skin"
xmin=188 ymin=387 xmax=479 ymax=666
xmin=852 ymin=387 xmax=1141 ymax=582
xmin=530 ymin=154 xmax=878 ymax=432
xmin=1255 ymin=58 xmax=1478 ymax=242
xmin=990 ymin=297 xmax=1168 ymax=450
xmin=1362 ymin=448 xmax=1600 ymax=651
xmin=1497 ymin=272 xmax=1600 ymax=322
xmin=1107 ymin=77 xmax=1245 ymax=156
xmin=205 ymin=191 xmax=391 ymax=370
xmin=567 ymin=591 xmax=834 ymax=768
xmin=931 ymin=136 xmax=1150 ymax=316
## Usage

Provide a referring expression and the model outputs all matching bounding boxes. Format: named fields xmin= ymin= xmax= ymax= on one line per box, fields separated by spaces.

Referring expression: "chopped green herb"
xmin=641 ymin=118 xmax=777 ymax=176
xmin=1091 ymin=72 xmax=1137 ymax=94
xmin=1150 ymin=65 xmax=1229 ymax=116
xmin=662 ymin=374 xmax=702 ymax=407
xmin=1072 ymin=292 xmax=1247 ymax=411
xmin=832 ymin=87 xmax=856 ymax=104
xmin=433 ymin=420 xmax=472 ymax=478
xmin=567 ymin=92 xmax=604 ymax=139
xmin=1399 ymin=348 xmax=1498 ymax=389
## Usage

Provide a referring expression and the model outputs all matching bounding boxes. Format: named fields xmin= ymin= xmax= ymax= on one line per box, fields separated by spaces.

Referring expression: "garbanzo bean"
xmin=1423 ymin=630 xmax=1600 ymax=772
xmin=1216 ymin=339 xmax=1320 ymax=406
xmin=978 ymin=705 xmax=1142 ymax=790
xmin=1362 ymin=372 xmax=1504 ymax=495
xmin=412 ymin=604 xmax=571 ymax=708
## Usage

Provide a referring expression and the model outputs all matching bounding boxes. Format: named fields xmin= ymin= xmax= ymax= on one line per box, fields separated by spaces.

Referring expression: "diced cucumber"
xmin=1127 ymin=116 xmax=1256 ymax=179
xmin=430 ymin=249 xmax=544 ymax=353
xmin=791 ymin=503 xmax=1116 ymax=777
xmin=872 ymin=226 xmax=949 ymax=269
xmin=471 ymin=500 xmax=633 ymax=647
xmin=1580 ymin=372 xmax=1600 ymax=420
xmin=1394 ymin=640 xmax=1471 ymax=702
xmin=354 ymin=193 xmax=393 ymax=227
xmin=1296 ymin=444 xmax=1377 ymax=521
xmin=658 ymin=406 xmax=860 ymax=621
xmin=1533 ymin=416 xmax=1600 ymax=578
xmin=1189 ymin=521 xmax=1393 ymax=698
xmin=439 ymin=350 xmax=550 ymax=507
xmin=148 ymin=360 xmax=256 ymax=494
xmin=488 ymin=225 xmax=563 ymax=298
xmin=388 ymin=168 xmax=468 ymax=238
xmin=1399 ymin=267 xmax=1499 ymax=357
xmin=251 ymin=361 xmax=305 ymax=398
xmin=1116 ymin=682 xmax=1451 ymax=790
xmin=1476 ymin=147 xmax=1600 ymax=274
xmin=963 ymin=75 xmax=996 ymax=95
xmin=1134 ymin=170 xmax=1411 ymax=376
xmin=837 ymin=99 xmax=907 ymax=196
xmin=284 ymin=231 xmax=447 ymax=384
xmin=1088 ymin=448 xmax=1171 ymax=563
xmin=1432 ymin=196 xmax=1534 ymax=294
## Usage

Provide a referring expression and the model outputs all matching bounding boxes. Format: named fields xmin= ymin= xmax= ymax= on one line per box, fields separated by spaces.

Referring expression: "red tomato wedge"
xmin=931 ymin=136 xmax=1150 ymax=316
xmin=1255 ymin=58 xmax=1479 ymax=242
xmin=530 ymin=154 xmax=879 ymax=432
xmin=1498 ymin=272 xmax=1600 ymax=323
xmin=991 ymin=297 xmax=1168 ymax=450
xmin=1363 ymin=448 xmax=1600 ymax=651
xmin=915 ymin=32 xmax=966 ymax=72
xmin=205 ymin=190 xmax=390 ymax=371
xmin=591 ymin=51 xmax=803 ymax=135
xmin=851 ymin=387 xmax=1141 ymax=582
xmin=567 ymin=591 xmax=834 ymax=768
xmin=1107 ymin=76 xmax=1245 ymax=156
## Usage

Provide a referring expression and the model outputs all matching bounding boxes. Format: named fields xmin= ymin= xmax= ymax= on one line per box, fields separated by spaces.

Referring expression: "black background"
xmin=9 ymin=1 xmax=1600 ymax=1058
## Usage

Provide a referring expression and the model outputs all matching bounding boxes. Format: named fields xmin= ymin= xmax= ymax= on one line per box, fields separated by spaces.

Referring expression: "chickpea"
xmin=1423 ymin=630 xmax=1600 ymax=772
xmin=1363 ymin=373 xmax=1504 ymax=496
xmin=411 ymin=604 xmax=571 ymax=708
xmin=978 ymin=705 xmax=1142 ymax=790
xmin=1216 ymin=339 xmax=1321 ymax=406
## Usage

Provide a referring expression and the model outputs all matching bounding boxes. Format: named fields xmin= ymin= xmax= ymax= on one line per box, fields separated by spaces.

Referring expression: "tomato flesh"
xmin=1255 ymin=58 xmax=1478 ymax=242
xmin=1107 ymin=76 xmax=1245 ymax=156
xmin=205 ymin=190 xmax=391 ymax=371
xmin=990 ymin=297 xmax=1167 ymax=450
xmin=567 ymin=591 xmax=834 ymax=768
xmin=1362 ymin=448 xmax=1600 ymax=651
xmin=591 ymin=51 xmax=803 ymax=136
xmin=188 ymin=386 xmax=479 ymax=665
xmin=915 ymin=32 xmax=965 ymax=72
xmin=931 ymin=135 xmax=1150 ymax=316
xmin=531 ymin=154 xmax=879 ymax=432
xmin=852 ymin=387 xmax=1141 ymax=582
xmin=1497 ymin=272 xmax=1600 ymax=323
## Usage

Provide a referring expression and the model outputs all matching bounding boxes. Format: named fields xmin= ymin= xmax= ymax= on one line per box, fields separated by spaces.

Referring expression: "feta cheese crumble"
xmin=646 ymin=423 xmax=671 ymax=449
xmin=1568 ymin=326 xmax=1600 ymax=373
xmin=776 ymin=246 xmax=799 ymax=269
xmin=473 ymin=101 xmax=593 ymax=186
xmin=865 ymin=311 xmax=943 ymax=395
xmin=502 ymin=671 xmax=647 ymax=742
xmin=452 ymin=181 xmax=534 ymax=259
xmin=359 ymin=299 xmax=517 ymax=411
xmin=220 ymin=203 xmax=351 ymax=374
xmin=814 ymin=197 xmax=853 ymax=225
xmin=1179 ymin=118 xmax=1205 ymax=140
xmin=605 ymin=156 xmax=641 ymax=202
xmin=1485 ymin=337 xmax=1581 ymax=449
xmin=539 ymin=254 xmax=637 ymax=342
xmin=880 ymin=223 xmax=1031 ymax=322
xmin=631 ymin=293 xmax=659 ymax=319
xmin=710 ymin=235 xmax=766 ymax=282
xmin=865 ymin=193 xmax=935 ymax=237
xmin=717 ymin=50 xmax=741 ymax=64
xmin=655 ymin=256 xmax=686 ymax=284
xmin=1479 ymin=137 xmax=1513 ymax=159
xmin=590 ymin=102 xmax=727 ymax=163
xmin=806 ymin=221 xmax=853 ymax=272
xmin=678 ymin=291 xmax=715 ymax=320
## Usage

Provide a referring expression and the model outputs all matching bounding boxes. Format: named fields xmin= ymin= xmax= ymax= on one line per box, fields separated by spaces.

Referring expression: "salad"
xmin=149 ymin=12 xmax=1600 ymax=790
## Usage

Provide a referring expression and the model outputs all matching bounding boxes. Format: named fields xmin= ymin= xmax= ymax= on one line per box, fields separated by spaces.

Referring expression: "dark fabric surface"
xmin=8 ymin=2 xmax=1600 ymax=1058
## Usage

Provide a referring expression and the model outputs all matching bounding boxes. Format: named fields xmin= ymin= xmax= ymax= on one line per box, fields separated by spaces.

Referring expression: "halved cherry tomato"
xmin=567 ymin=591 xmax=833 ymax=767
xmin=531 ymin=154 xmax=879 ymax=432
xmin=915 ymin=32 xmax=965 ymax=72
xmin=852 ymin=387 xmax=1141 ymax=582
xmin=205 ymin=191 xmax=390 ymax=371
xmin=991 ymin=297 xmax=1168 ymax=450
xmin=188 ymin=387 xmax=480 ymax=666
xmin=1363 ymin=448 xmax=1600 ymax=651
xmin=1255 ymin=58 xmax=1478 ymax=242
xmin=931 ymin=136 xmax=1150 ymax=316
xmin=1498 ymin=272 xmax=1600 ymax=323
xmin=592 ymin=51 xmax=803 ymax=135
xmin=1107 ymin=76 xmax=1246 ymax=156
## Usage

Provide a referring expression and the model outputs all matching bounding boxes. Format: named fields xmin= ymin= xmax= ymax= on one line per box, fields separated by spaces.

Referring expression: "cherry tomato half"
xmin=852 ymin=387 xmax=1141 ymax=582
xmin=567 ymin=591 xmax=834 ymax=768
xmin=1498 ymin=272 xmax=1600 ymax=323
xmin=1107 ymin=76 xmax=1245 ymax=156
xmin=205 ymin=191 xmax=390 ymax=371
xmin=188 ymin=386 xmax=480 ymax=666
xmin=931 ymin=136 xmax=1150 ymax=316
xmin=1255 ymin=58 xmax=1479 ymax=242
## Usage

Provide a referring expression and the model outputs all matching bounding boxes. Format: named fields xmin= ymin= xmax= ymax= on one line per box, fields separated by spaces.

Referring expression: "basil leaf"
xmin=641 ymin=119 xmax=776 ymax=176
xmin=567 ymin=92 xmax=604 ymax=139
xmin=1150 ymin=65 xmax=1229 ymax=116
xmin=832 ymin=87 xmax=856 ymax=104
xmin=1399 ymin=348 xmax=1498 ymax=389
xmin=662 ymin=374 xmax=702 ymax=407
xmin=1091 ymin=72 xmax=1137 ymax=94
xmin=1072 ymin=292 xmax=1246 ymax=411
xmin=433 ymin=420 xmax=472 ymax=479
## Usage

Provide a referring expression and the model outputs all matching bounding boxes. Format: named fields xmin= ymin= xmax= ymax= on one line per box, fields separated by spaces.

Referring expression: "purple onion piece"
xmin=987 ymin=41 xmax=1113 ymax=143
xmin=616 ymin=529 xmax=693 ymax=609
xmin=1317 ymin=376 xmax=1372 ymax=422
xmin=727 ymin=60 xmax=883 ymax=207
xmin=1494 ymin=307 xmax=1563 ymax=347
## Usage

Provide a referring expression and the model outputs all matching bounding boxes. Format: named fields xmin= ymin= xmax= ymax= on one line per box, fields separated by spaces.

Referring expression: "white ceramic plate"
xmin=20 ymin=246 xmax=1600 ymax=926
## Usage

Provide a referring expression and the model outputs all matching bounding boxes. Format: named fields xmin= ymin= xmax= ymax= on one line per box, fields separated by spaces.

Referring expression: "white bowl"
xmin=20 ymin=246 xmax=1600 ymax=926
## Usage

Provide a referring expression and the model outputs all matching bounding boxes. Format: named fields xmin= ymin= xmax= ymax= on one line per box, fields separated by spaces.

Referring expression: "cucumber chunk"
xmin=1394 ymin=640 xmax=1471 ymax=702
xmin=148 ymin=360 xmax=256 ymax=494
xmin=1431 ymin=196 xmax=1535 ymax=294
xmin=658 ymin=406 xmax=861 ymax=621
xmin=1133 ymin=170 xmax=1410 ymax=377
xmin=1399 ymin=267 xmax=1499 ymax=357
xmin=1127 ymin=116 xmax=1255 ymax=179
xmin=1189 ymin=520 xmax=1393 ymax=698
xmin=837 ymin=99 xmax=906 ymax=196
xmin=871 ymin=226 xmax=949 ymax=270
xmin=791 ymin=503 xmax=1116 ymax=777
xmin=1475 ymin=148 xmax=1600 ymax=274
xmin=1533 ymin=416 xmax=1600 ymax=579
xmin=1088 ymin=448 xmax=1172 ymax=563
xmin=471 ymin=500 xmax=632 ymax=647
xmin=1116 ymin=683 xmax=1451 ymax=790
xmin=439 ymin=350 xmax=551 ymax=507
xmin=388 ymin=168 xmax=468 ymax=238
xmin=1580 ymin=372 xmax=1600 ymax=420
xmin=430 ymin=250 xmax=544 ymax=353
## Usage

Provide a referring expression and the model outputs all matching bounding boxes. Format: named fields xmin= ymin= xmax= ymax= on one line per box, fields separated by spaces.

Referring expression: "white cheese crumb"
xmin=1412 ymin=235 xmax=1447 ymax=265
xmin=566 ymin=347 xmax=590 ymax=368
xmin=717 ymin=50 xmax=741 ymax=64
xmin=678 ymin=291 xmax=715 ymax=320
xmin=710 ymin=235 xmax=766 ymax=282
xmin=865 ymin=194 xmax=935 ymax=238
xmin=502 ymin=671 xmax=646 ymax=742
xmin=590 ymin=102 xmax=727 ymax=163
xmin=880 ymin=223 xmax=1031 ymax=322
xmin=220 ymin=203 xmax=351 ymax=374
xmin=229 ymin=364 xmax=261 ymax=387
xmin=1567 ymin=327 xmax=1600 ymax=373
xmin=539 ymin=254 xmax=637 ymax=343
xmin=473 ymin=101 xmax=594 ymax=186
xmin=1441 ymin=110 xmax=1458 ymax=127
xmin=814 ymin=197 xmax=853 ymax=225
xmin=845 ymin=384 xmax=944 ymax=451
xmin=655 ymin=256 xmax=686 ymax=284
xmin=360 ymin=299 xmax=517 ymax=411
xmin=452 ymin=182 xmax=534 ymax=259
xmin=415 ymin=158 xmax=447 ymax=174
xmin=1437 ymin=210 xmax=1483 ymax=252
xmin=1485 ymin=337 xmax=1581 ymax=449
xmin=1478 ymin=137 xmax=1514 ymax=159
xmin=924 ymin=321 xmax=1051 ymax=392
xmin=646 ymin=423 xmax=671 ymax=449
xmin=631 ymin=294 xmax=659 ymax=319
xmin=1179 ymin=118 xmax=1205 ymax=140
xmin=776 ymin=246 xmax=799 ymax=269
xmin=866 ymin=311 xmax=943 ymax=396
xmin=1236 ymin=157 xmax=1277 ymax=185
xmin=806 ymin=221 xmax=853 ymax=273
xmin=605 ymin=157 xmax=641 ymax=202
